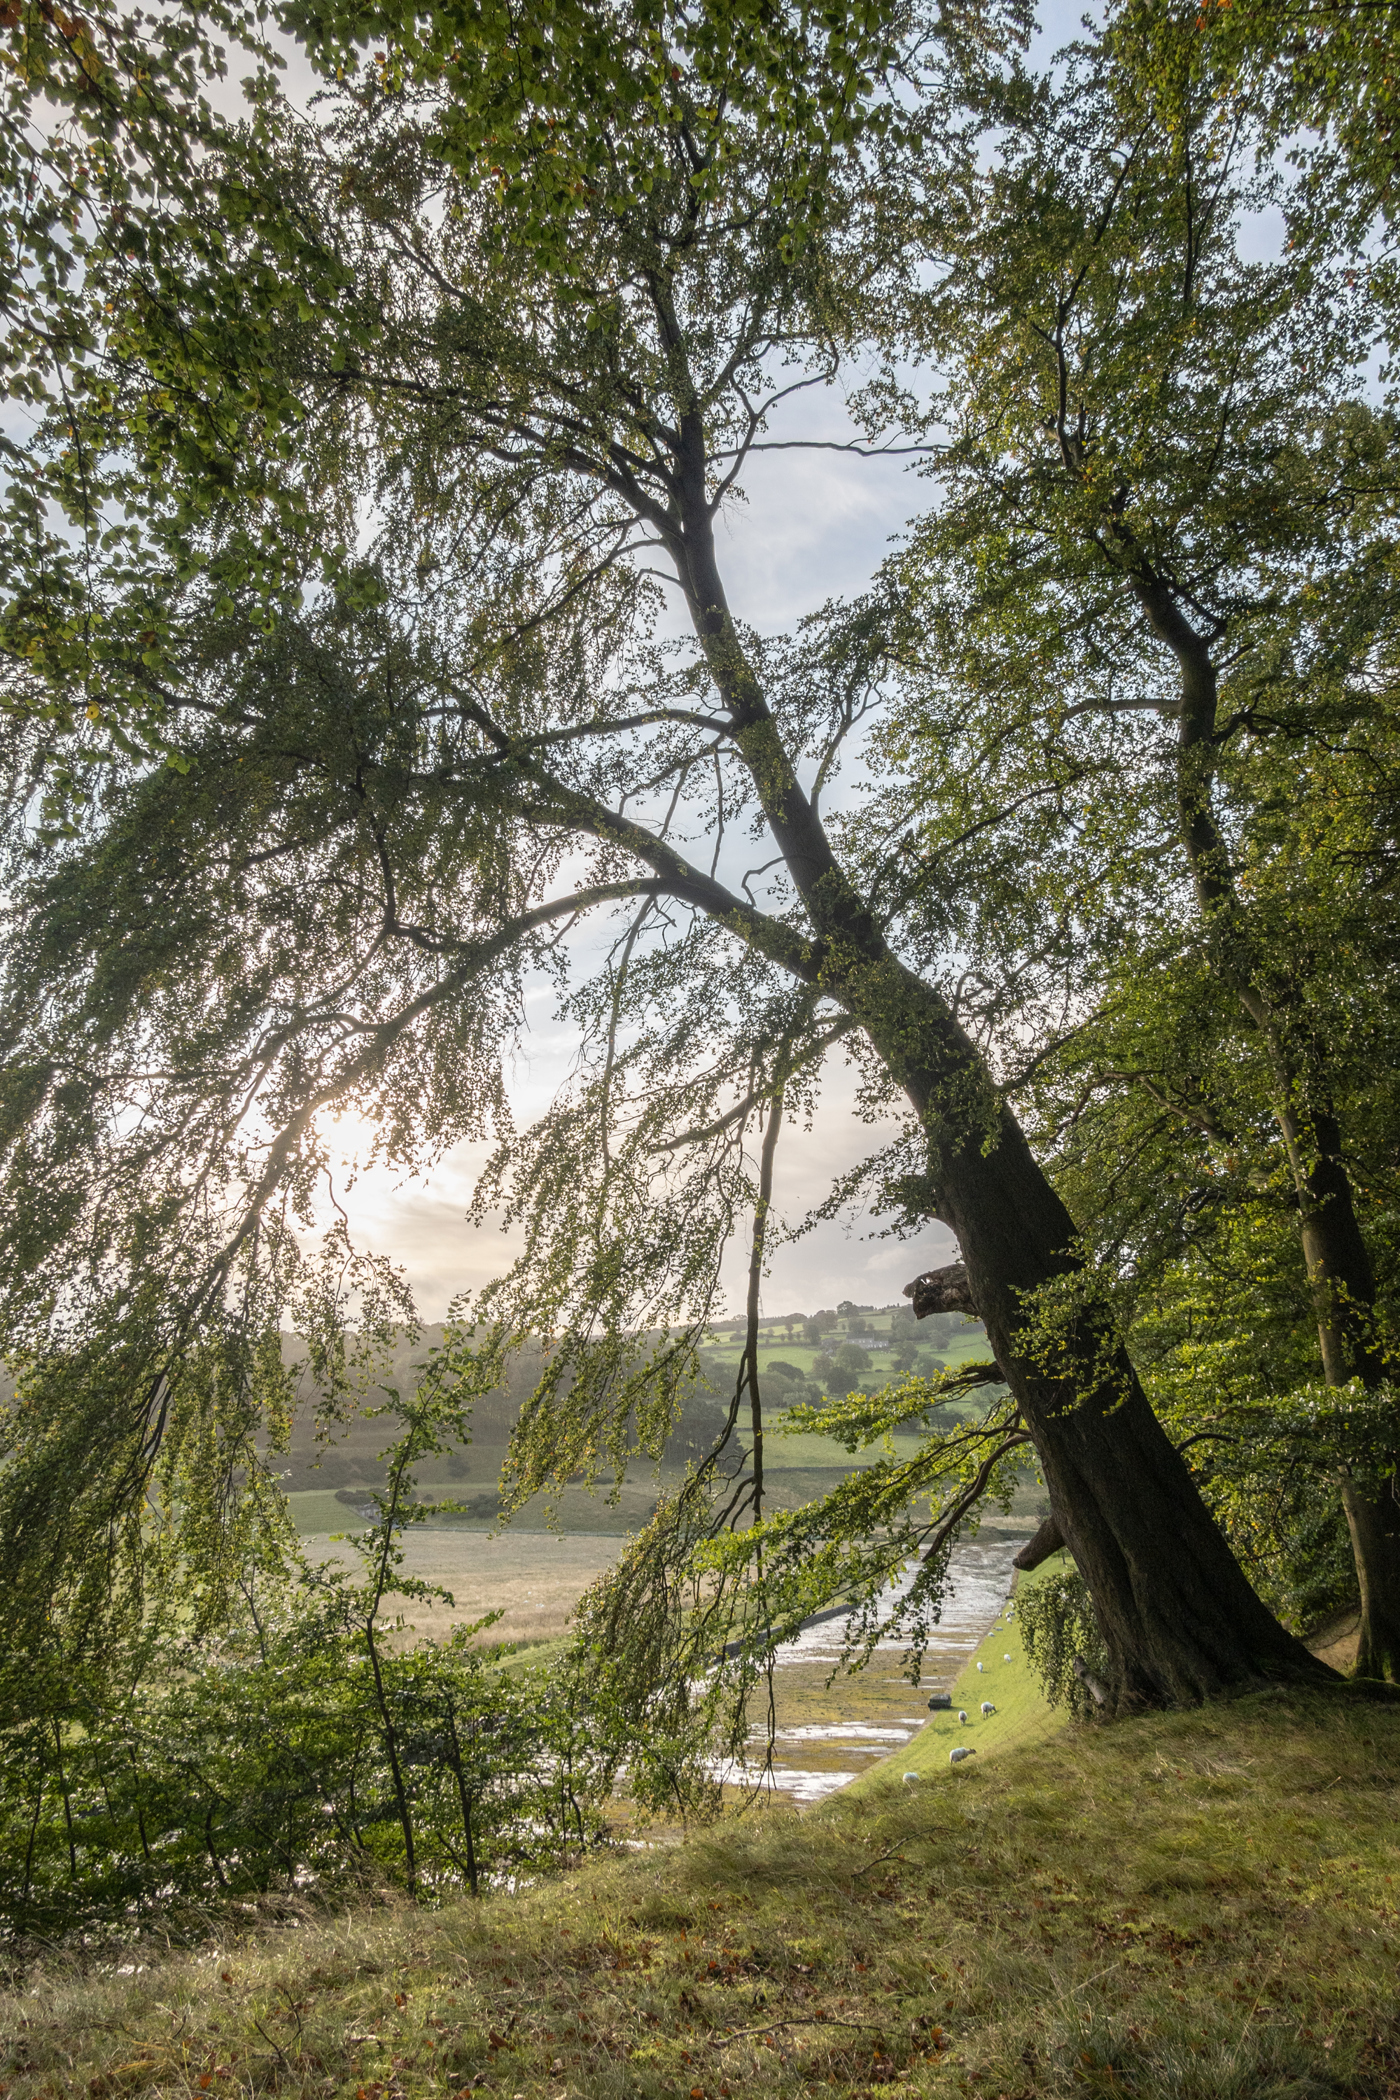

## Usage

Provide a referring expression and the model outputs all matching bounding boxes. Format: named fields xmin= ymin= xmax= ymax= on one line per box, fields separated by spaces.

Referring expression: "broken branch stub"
xmin=1013 ymin=1514 xmax=1064 ymax=1572
xmin=904 ymin=1262 xmax=977 ymax=1320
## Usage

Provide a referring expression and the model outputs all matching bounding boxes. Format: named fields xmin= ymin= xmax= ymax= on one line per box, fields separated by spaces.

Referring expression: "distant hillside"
xmin=273 ymin=1326 xmax=732 ymax=1493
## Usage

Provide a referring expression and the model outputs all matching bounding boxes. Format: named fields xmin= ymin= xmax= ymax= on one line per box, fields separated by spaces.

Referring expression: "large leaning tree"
xmin=0 ymin=0 xmax=1335 ymax=1712
xmin=865 ymin=24 xmax=1400 ymax=1669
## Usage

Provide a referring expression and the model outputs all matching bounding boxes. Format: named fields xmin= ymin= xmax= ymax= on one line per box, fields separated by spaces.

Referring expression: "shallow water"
xmin=740 ymin=1532 xmax=1027 ymax=1802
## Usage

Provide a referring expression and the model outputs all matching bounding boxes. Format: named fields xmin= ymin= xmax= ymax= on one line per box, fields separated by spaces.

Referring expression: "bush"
xmin=0 ymin=1330 xmax=625 ymax=1939
xmin=0 ymin=1603 xmax=617 ymax=1937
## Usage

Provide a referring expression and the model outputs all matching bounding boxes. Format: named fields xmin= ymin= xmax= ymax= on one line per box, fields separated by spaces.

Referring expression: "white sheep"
xmin=902 ymin=1770 xmax=920 ymax=1786
xmin=976 ymin=1661 xmax=984 ymax=1672
xmin=949 ymin=1746 xmax=976 ymax=1765
xmin=980 ymin=1701 xmax=996 ymax=1716
xmin=1004 ymin=1653 xmax=1012 ymax=1662
xmin=958 ymin=1709 xmax=969 ymax=1724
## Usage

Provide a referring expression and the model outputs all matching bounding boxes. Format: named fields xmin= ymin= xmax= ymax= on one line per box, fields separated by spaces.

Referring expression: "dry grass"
xmin=304 ymin=1532 xmax=622 ymax=1646
xmin=1308 ymin=1609 xmax=1363 ymax=1678
xmin=5 ymin=1688 xmax=1400 ymax=2100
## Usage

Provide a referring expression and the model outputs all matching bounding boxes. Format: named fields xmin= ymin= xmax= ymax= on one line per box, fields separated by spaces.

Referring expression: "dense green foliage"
xmin=0 ymin=1327 xmax=639 ymax=1932
xmin=0 ymin=0 xmax=323 ymax=790
xmin=0 ymin=0 xmax=1038 ymax=1698
xmin=1018 ymin=1564 xmax=1113 ymax=1721
xmin=0 ymin=1603 xmax=607 ymax=1934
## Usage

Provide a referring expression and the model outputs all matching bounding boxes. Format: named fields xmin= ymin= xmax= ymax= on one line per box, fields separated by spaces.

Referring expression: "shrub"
xmin=0 ymin=1327 xmax=625 ymax=1939
xmin=0 ymin=1605 xmax=617 ymax=1937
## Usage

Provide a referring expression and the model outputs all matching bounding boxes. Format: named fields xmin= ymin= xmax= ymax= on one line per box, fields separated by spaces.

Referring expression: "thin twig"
xmin=707 ymin=2014 xmax=896 ymax=2047
xmin=250 ymin=2018 xmax=295 ymax=2078
xmin=848 ymin=1845 xmax=906 ymax=1882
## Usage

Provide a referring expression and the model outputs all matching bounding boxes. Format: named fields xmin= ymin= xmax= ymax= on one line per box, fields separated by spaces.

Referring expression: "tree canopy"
xmin=2 ymin=0 xmax=1398 ymax=1890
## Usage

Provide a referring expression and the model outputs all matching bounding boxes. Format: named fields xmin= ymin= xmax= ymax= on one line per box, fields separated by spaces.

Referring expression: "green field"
xmin=764 ymin=1428 xmax=931 ymax=1467
xmin=852 ymin=1558 xmax=1071 ymax=1792
xmin=265 ymin=1297 xmax=1040 ymax=1553
xmin=695 ymin=1306 xmax=991 ymax=1386
xmin=270 ymin=1308 xmax=1007 ymax=1538
xmin=9 ymin=1535 xmax=1387 ymax=2100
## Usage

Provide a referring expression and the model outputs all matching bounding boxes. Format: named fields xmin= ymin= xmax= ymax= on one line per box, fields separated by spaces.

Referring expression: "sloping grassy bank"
xmin=6 ymin=1690 xmax=1400 ymax=2100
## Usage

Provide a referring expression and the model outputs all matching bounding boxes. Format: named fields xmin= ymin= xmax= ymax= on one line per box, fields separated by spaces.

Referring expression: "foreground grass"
xmin=5 ymin=1691 xmax=1400 ymax=2100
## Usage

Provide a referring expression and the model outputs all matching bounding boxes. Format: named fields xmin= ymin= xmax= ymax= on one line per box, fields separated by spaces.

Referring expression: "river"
xmin=726 ymin=1532 xmax=1027 ymax=1800
xmin=306 ymin=1522 xmax=1026 ymax=1797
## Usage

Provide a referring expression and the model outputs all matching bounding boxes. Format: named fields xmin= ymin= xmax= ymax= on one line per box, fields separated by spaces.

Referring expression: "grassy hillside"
xmin=274 ymin=1311 xmax=1040 ymax=1539
xmin=7 ymin=1690 xmax=1398 ymax=2100
xmin=696 ymin=1307 xmax=989 ymax=1383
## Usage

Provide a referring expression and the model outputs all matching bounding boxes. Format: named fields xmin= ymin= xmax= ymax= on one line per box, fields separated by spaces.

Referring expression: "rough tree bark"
xmin=889 ymin=1079 xmax=1326 ymax=1709
xmin=1292 ymin=1110 xmax=1400 ymax=1680
xmin=906 ymin=1267 xmax=1068 ymax=1573
xmin=906 ymin=1263 xmax=977 ymax=1320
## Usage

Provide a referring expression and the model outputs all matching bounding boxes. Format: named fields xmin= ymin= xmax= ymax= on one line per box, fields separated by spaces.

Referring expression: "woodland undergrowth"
xmin=4 ymin=1693 xmax=1399 ymax=2100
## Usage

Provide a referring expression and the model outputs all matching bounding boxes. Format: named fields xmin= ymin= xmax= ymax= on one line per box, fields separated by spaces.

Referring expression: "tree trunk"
xmin=845 ymin=960 xmax=1331 ymax=1709
xmin=793 ymin=914 xmax=1330 ymax=1707
xmin=1341 ymin=1479 xmax=1400 ymax=1682
xmin=925 ymin=1093 xmax=1329 ymax=1709
xmin=1278 ymin=1104 xmax=1383 ymax=1384
xmin=1131 ymin=573 xmax=1400 ymax=1681
xmin=668 ymin=486 xmax=1333 ymax=1712
xmin=1289 ymin=1106 xmax=1400 ymax=1680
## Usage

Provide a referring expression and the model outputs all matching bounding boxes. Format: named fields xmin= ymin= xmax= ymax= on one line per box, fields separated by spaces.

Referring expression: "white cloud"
xmin=712 ymin=387 xmax=919 ymax=633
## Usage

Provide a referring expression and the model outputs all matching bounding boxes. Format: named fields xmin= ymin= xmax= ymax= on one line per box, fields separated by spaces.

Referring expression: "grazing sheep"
xmin=976 ymin=1661 xmax=984 ymax=1672
xmin=1003 ymin=1653 xmax=1012 ymax=1662
xmin=980 ymin=1700 xmax=996 ymax=1716
xmin=949 ymin=1746 xmax=976 ymax=1765
xmin=958 ymin=1709 xmax=969 ymax=1724
xmin=902 ymin=1770 xmax=920 ymax=1785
